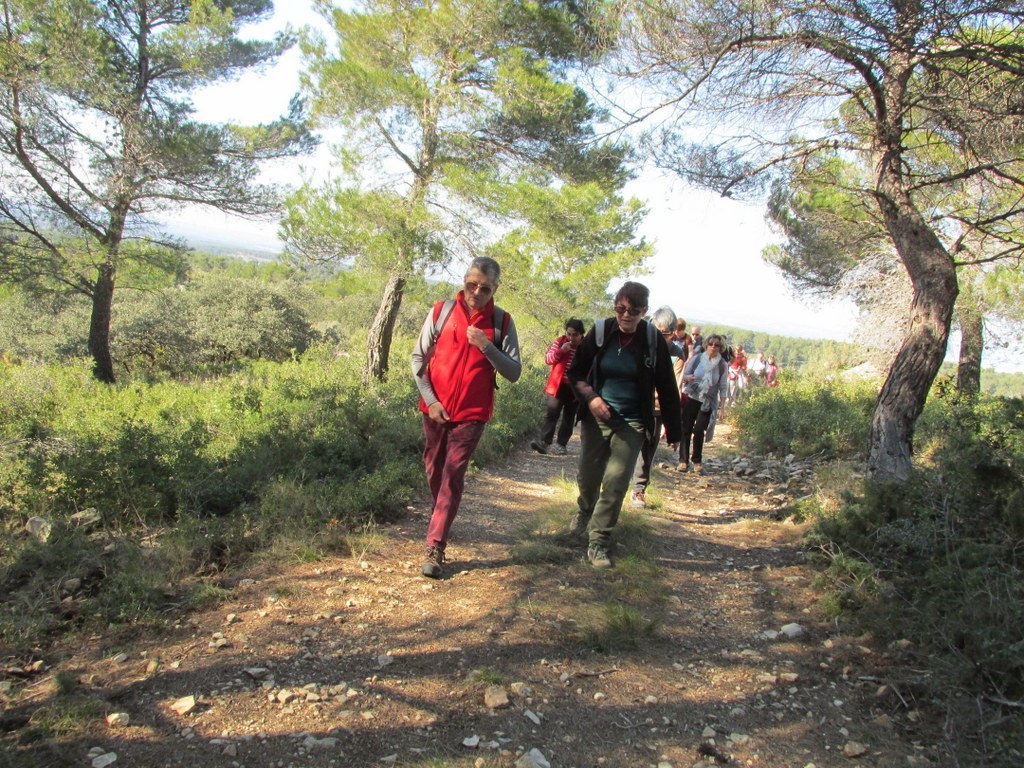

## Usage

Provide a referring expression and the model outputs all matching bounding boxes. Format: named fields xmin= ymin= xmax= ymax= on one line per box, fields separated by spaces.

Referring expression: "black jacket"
xmin=567 ymin=318 xmax=682 ymax=444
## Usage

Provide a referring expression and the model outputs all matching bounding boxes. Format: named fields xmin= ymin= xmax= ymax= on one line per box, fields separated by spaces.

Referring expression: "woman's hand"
xmin=588 ymin=396 xmax=612 ymax=421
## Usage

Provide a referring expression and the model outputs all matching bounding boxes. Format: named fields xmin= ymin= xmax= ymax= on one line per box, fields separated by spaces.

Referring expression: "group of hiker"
xmin=410 ymin=256 xmax=780 ymax=578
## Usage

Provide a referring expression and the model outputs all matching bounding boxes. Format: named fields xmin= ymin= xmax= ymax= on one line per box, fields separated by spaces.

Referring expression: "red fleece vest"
xmin=419 ymin=297 xmax=501 ymax=422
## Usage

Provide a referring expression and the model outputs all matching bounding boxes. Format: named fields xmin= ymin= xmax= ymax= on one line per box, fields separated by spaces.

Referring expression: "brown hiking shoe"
xmin=421 ymin=546 xmax=445 ymax=579
xmin=587 ymin=545 xmax=613 ymax=569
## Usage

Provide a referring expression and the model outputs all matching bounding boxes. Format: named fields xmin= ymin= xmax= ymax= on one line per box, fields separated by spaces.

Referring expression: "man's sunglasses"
xmin=465 ymin=281 xmax=494 ymax=295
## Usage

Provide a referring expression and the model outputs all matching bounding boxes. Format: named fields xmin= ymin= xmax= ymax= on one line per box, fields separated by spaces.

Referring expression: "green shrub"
xmin=733 ymin=374 xmax=876 ymax=459
xmin=802 ymin=383 xmax=1024 ymax=706
xmin=0 ymin=525 xmax=175 ymax=650
xmin=0 ymin=350 xmax=541 ymax=648
xmin=916 ymin=380 xmax=1024 ymax=536
xmin=112 ymin=276 xmax=321 ymax=376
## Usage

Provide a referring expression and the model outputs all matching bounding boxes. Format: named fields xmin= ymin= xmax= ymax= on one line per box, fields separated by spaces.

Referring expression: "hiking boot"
xmin=549 ymin=443 xmax=567 ymax=456
xmin=421 ymin=546 xmax=445 ymax=579
xmin=587 ymin=545 xmax=613 ymax=569
xmin=676 ymin=461 xmax=690 ymax=473
xmin=693 ymin=463 xmax=705 ymax=476
xmin=529 ymin=440 xmax=549 ymax=455
xmin=567 ymin=510 xmax=589 ymax=540
xmin=630 ymin=489 xmax=646 ymax=507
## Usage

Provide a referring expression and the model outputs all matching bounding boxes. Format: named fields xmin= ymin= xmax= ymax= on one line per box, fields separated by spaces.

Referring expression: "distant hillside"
xmin=184 ymin=238 xmax=281 ymax=263
xmin=163 ymin=220 xmax=282 ymax=263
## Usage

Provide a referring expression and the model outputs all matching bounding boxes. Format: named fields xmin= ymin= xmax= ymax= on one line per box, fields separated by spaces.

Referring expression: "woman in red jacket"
xmin=531 ymin=319 xmax=585 ymax=455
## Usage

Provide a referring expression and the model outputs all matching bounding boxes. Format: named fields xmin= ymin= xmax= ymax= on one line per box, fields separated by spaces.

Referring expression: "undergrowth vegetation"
xmin=0 ymin=352 xmax=544 ymax=650
xmin=735 ymin=373 xmax=1024 ymax=754
xmin=512 ymin=483 xmax=670 ymax=654
xmin=732 ymin=375 xmax=877 ymax=459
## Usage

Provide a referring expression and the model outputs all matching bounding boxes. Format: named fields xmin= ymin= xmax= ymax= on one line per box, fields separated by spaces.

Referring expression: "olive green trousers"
xmin=576 ymin=414 xmax=645 ymax=548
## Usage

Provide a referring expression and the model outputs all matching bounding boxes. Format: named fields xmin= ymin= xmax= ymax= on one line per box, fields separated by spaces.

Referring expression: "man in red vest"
xmin=411 ymin=257 xmax=521 ymax=578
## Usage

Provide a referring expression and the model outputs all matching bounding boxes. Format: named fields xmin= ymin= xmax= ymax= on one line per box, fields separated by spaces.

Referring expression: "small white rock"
xmin=484 ymin=685 xmax=510 ymax=709
xmin=302 ymin=735 xmax=339 ymax=751
xmin=170 ymin=696 xmax=196 ymax=715
xmin=843 ymin=741 xmax=868 ymax=758
xmin=510 ymin=681 xmax=533 ymax=697
xmin=515 ymin=747 xmax=551 ymax=768
xmin=780 ymin=622 xmax=805 ymax=639
xmin=25 ymin=516 xmax=53 ymax=542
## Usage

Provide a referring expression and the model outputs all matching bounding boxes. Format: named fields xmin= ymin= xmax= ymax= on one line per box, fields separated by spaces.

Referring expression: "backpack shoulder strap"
xmin=646 ymin=321 xmax=658 ymax=369
xmin=493 ymin=306 xmax=509 ymax=347
xmin=432 ymin=299 xmax=456 ymax=337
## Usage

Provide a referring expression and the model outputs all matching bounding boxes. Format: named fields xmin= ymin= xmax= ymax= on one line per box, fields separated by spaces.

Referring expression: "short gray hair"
xmin=649 ymin=306 xmax=677 ymax=333
xmin=466 ymin=257 xmax=501 ymax=285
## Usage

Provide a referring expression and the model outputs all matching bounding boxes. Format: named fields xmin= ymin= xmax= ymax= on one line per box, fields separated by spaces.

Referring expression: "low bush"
xmin=796 ymin=383 xmax=1024 ymax=759
xmin=732 ymin=374 xmax=877 ymax=459
xmin=0 ymin=352 xmax=541 ymax=649
xmin=747 ymin=375 xmax=1024 ymax=756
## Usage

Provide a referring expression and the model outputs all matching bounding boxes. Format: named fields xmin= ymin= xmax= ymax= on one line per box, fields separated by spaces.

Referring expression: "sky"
xmin=165 ymin=2 xmax=1021 ymax=372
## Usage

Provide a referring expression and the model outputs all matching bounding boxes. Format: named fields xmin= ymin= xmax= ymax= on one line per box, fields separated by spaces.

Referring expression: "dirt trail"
xmin=5 ymin=425 xmax=944 ymax=768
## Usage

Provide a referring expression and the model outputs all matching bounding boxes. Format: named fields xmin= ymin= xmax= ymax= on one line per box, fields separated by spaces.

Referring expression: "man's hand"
xmin=588 ymin=396 xmax=611 ymax=422
xmin=427 ymin=402 xmax=450 ymax=424
xmin=466 ymin=326 xmax=488 ymax=350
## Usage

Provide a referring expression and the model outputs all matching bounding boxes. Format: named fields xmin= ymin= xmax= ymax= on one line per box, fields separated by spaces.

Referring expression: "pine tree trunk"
xmin=955 ymin=281 xmax=983 ymax=395
xmin=869 ymin=169 xmax=958 ymax=488
xmin=364 ymin=272 xmax=407 ymax=385
xmin=88 ymin=261 xmax=117 ymax=384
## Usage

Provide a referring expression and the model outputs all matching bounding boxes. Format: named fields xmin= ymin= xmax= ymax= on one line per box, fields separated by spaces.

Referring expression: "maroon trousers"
xmin=422 ymin=415 xmax=486 ymax=551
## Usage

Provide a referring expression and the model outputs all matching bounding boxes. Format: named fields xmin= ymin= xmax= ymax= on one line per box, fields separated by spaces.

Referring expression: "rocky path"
xmin=8 ymin=426 xmax=943 ymax=768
